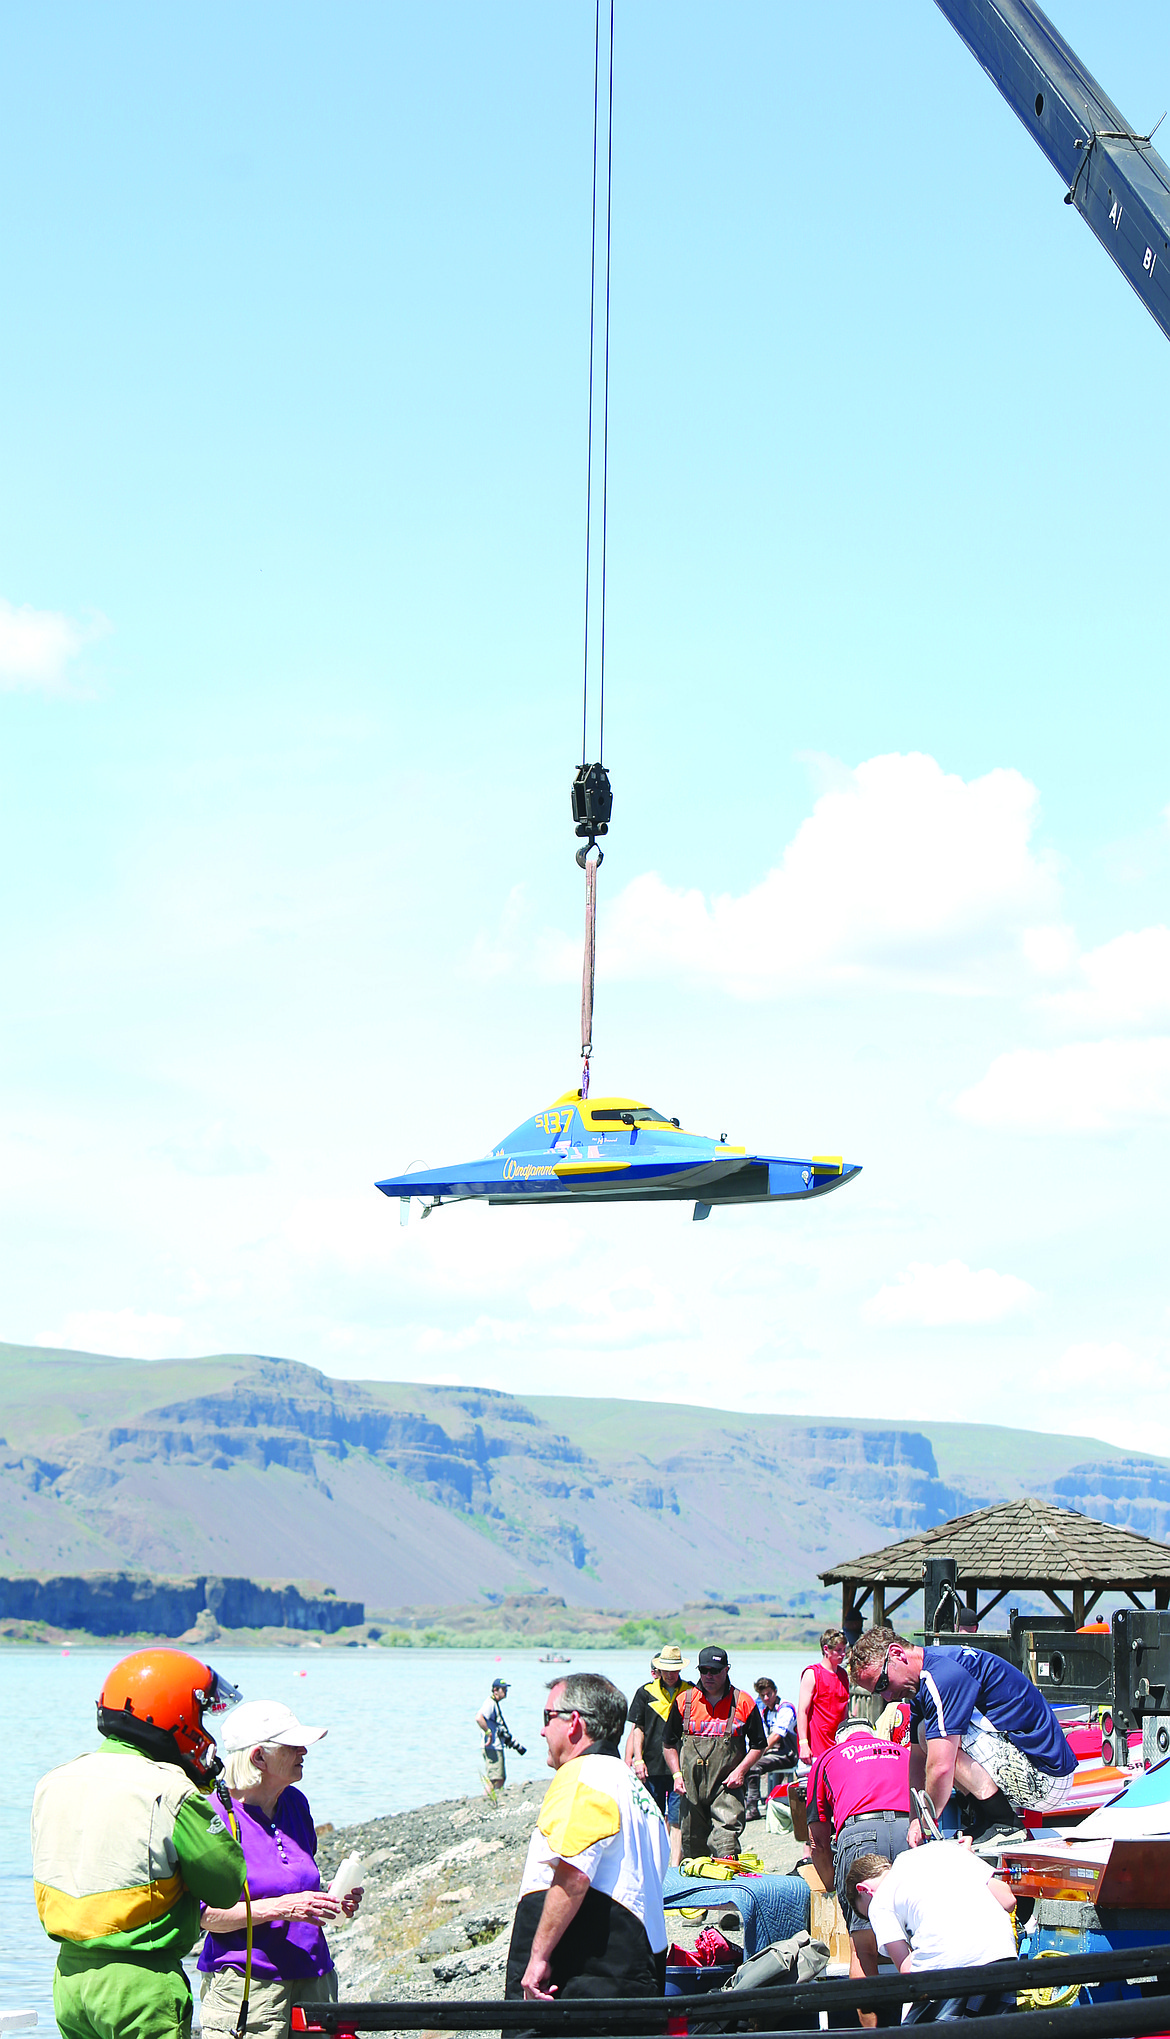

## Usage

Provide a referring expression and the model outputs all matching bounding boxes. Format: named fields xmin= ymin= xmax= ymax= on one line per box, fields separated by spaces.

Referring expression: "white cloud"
xmin=1039 ymin=927 xmax=1170 ymax=1031
xmin=161 ymin=1122 xmax=269 ymax=1176
xmin=863 ymin=1259 xmax=1037 ymax=1327
xmin=1046 ymin=1340 xmax=1152 ymax=1387
xmin=541 ymin=752 xmax=1063 ymax=998
xmin=283 ymin=1195 xmax=393 ymax=1271
xmin=42 ymin=1309 xmax=187 ymax=1360
xmin=468 ymin=884 xmax=530 ymax=981
xmin=955 ymin=1037 xmax=1170 ymax=1132
xmin=1023 ymin=1341 xmax=1170 ymax=1451
xmin=0 ymin=595 xmax=106 ymax=691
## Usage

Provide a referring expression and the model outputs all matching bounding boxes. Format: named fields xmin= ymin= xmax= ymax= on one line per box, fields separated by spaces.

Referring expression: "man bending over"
xmin=847 ymin=1841 xmax=1017 ymax=2021
xmin=850 ymin=1630 xmax=1074 ymax=1842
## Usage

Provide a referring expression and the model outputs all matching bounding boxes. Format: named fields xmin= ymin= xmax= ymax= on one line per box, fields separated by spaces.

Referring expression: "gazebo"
xmin=821 ymin=1496 xmax=1170 ymax=1635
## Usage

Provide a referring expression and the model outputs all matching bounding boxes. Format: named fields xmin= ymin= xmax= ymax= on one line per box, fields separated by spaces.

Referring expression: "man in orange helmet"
xmin=32 ymin=1647 xmax=247 ymax=2039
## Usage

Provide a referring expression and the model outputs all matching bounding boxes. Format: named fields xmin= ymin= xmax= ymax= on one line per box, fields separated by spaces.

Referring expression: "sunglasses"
xmin=543 ymin=1707 xmax=577 ymax=1726
xmin=872 ymin=1646 xmax=894 ymax=1696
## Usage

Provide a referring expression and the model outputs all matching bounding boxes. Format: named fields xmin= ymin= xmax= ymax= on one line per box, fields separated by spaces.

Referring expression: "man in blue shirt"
xmin=745 ymin=1677 xmax=798 ymax=1820
xmin=850 ymin=1630 xmax=1075 ymax=1841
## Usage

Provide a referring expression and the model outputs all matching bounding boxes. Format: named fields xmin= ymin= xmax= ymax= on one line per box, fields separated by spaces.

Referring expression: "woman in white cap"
xmin=197 ymin=1699 xmax=363 ymax=2039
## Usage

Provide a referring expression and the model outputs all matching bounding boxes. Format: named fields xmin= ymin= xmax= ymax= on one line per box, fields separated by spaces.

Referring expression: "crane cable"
xmin=577 ymin=0 xmax=614 ymax=1100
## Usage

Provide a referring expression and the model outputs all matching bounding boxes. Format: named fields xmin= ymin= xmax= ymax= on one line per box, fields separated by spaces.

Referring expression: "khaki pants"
xmin=484 ymin=1745 xmax=506 ymax=1787
xmin=199 ymin=1969 xmax=337 ymax=2039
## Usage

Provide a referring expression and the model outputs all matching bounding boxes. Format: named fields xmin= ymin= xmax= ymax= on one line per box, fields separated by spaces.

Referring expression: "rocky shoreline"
xmin=314 ymin=1781 xmax=546 ymax=2014
xmin=314 ymin=1781 xmax=803 ymax=2027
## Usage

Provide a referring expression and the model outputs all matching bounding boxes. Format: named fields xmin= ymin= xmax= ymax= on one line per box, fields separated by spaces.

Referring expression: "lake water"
xmin=2 ymin=1643 xmax=812 ymax=2030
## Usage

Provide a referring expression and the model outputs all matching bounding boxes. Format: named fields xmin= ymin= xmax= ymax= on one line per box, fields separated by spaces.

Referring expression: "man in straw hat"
xmin=625 ymin=1646 xmax=694 ymax=1867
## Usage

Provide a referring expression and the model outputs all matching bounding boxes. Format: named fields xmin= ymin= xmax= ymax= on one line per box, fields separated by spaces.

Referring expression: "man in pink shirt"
xmin=806 ymin=1723 xmax=911 ymax=2016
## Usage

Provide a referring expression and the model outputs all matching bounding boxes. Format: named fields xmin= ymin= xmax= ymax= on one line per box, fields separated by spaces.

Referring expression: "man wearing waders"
xmin=32 ymin=1649 xmax=246 ymax=2039
xmin=662 ymin=1646 xmax=766 ymax=1861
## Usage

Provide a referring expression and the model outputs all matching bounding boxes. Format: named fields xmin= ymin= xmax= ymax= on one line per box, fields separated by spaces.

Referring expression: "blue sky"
xmin=2 ymin=2 xmax=1169 ymax=1450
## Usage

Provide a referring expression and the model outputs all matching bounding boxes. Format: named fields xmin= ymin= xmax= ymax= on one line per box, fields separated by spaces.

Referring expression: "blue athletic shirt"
xmin=911 ymin=1647 xmax=1076 ymax=1777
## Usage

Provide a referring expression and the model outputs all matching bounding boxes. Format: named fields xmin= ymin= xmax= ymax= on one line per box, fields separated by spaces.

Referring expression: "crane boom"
xmin=935 ymin=0 xmax=1170 ymax=343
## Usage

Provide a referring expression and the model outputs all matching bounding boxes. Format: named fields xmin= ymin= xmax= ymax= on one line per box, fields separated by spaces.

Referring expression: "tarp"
xmin=1078 ymin=1758 xmax=1170 ymax=1838
xmin=662 ymin=1868 xmax=809 ymax=1955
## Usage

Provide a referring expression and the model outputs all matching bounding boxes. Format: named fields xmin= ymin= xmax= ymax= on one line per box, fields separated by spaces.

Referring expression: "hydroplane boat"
xmin=376 ymin=1091 xmax=861 ymax=1220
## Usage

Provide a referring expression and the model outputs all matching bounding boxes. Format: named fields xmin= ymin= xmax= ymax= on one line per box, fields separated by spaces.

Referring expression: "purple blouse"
xmin=198 ymin=1786 xmax=334 ymax=1981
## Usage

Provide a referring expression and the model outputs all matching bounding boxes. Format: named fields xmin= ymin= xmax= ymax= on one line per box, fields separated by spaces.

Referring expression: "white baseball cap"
xmin=218 ymin=1700 xmax=328 ymax=1752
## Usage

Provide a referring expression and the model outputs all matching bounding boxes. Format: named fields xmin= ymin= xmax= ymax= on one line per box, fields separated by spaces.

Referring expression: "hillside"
xmin=1 ymin=1341 xmax=1167 ymax=1613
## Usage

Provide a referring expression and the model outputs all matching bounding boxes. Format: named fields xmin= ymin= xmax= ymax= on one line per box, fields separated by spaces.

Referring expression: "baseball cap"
xmin=697 ymin=1646 xmax=729 ymax=1671
xmin=218 ymin=1700 xmax=327 ymax=1752
xmin=491 ymin=1678 xmax=509 ymax=1691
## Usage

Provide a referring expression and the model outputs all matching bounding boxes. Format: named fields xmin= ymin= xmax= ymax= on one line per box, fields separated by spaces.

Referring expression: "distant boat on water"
xmin=537 ymin=1652 xmax=571 ymax=1662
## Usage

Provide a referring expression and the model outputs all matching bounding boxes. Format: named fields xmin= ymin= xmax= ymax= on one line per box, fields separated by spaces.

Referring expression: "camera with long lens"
xmin=499 ymin=1728 xmax=526 ymax=1755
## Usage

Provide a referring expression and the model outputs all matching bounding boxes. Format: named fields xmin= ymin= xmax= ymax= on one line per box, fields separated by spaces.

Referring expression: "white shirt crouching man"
xmin=846 ymin=1840 xmax=1018 ymax=2023
xmin=505 ymin=1673 xmax=670 ymax=2005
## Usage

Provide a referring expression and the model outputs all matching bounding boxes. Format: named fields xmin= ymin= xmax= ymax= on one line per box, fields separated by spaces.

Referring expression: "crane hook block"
xmin=571 ymin=762 xmax=613 ymax=842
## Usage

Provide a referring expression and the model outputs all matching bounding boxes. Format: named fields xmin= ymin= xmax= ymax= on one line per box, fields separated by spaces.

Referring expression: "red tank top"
xmin=804 ymin=1659 xmax=849 ymax=1757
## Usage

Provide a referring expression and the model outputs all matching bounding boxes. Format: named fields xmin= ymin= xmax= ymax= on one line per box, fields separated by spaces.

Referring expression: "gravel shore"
xmin=315 ymin=1782 xmax=805 ymax=2030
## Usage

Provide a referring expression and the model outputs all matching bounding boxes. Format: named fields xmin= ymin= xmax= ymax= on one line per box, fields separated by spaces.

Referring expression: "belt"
xmin=837 ymin=1810 xmax=906 ymax=1830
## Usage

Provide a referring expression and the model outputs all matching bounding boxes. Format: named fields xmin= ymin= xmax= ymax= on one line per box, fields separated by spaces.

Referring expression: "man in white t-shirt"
xmin=505 ymin=1672 xmax=670 ymax=2005
xmin=846 ymin=1841 xmax=1017 ymax=2022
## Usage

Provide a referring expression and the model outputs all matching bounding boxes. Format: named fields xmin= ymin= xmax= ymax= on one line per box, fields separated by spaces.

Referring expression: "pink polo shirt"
xmin=807 ymin=1734 xmax=910 ymax=1831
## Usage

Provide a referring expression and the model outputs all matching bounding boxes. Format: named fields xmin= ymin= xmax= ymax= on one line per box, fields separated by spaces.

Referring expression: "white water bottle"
xmin=327 ymin=1852 xmax=364 ymax=1900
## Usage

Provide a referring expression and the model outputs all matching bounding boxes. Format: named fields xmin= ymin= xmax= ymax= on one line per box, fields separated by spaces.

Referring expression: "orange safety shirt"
xmin=680 ymin=1685 xmax=757 ymax=1739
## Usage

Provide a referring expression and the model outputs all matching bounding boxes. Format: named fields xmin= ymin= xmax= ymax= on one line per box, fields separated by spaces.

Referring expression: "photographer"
xmin=476 ymin=1678 xmax=525 ymax=1793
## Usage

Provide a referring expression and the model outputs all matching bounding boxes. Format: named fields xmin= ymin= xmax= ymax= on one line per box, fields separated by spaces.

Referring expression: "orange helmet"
xmin=97 ymin=1648 xmax=243 ymax=1786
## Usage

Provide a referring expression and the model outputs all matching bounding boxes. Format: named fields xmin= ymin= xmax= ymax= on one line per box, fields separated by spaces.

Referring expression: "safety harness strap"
xmin=218 ymin=1793 xmax=253 ymax=2039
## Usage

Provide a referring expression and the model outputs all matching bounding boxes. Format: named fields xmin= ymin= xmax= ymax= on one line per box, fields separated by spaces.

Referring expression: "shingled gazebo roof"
xmin=821 ymin=1496 xmax=1170 ymax=1629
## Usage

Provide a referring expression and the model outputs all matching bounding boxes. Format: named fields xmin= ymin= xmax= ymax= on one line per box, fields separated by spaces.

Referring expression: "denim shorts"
xmin=833 ymin=1813 xmax=912 ymax=1933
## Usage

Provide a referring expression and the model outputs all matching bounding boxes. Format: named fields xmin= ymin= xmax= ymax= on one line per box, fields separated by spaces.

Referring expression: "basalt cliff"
xmin=1 ymin=1342 xmax=1163 ymax=1613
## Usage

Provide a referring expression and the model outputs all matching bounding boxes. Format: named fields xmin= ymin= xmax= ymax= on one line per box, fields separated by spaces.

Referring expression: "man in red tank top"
xmin=796 ymin=1628 xmax=850 ymax=1764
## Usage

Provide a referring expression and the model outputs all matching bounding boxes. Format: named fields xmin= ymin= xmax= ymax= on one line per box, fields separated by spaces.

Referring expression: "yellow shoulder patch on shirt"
xmin=537 ymin=1763 xmax=621 ymax=1858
